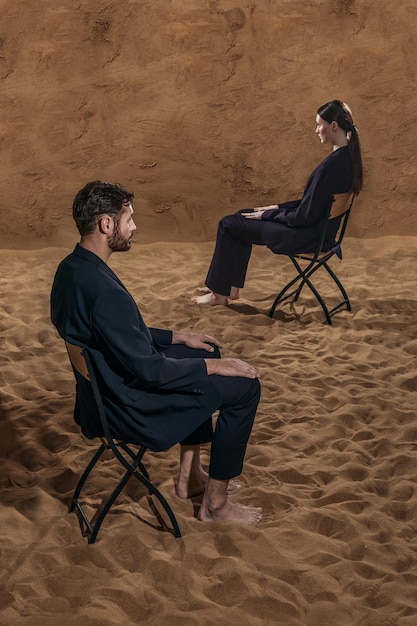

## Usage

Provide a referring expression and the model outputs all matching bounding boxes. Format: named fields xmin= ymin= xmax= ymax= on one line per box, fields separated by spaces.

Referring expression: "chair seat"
xmin=295 ymin=249 xmax=333 ymax=261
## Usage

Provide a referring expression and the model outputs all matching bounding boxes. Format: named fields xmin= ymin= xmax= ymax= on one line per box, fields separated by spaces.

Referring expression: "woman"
xmin=192 ymin=100 xmax=363 ymax=306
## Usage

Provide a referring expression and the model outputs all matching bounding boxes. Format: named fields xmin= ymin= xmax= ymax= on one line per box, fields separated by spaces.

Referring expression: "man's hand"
xmin=172 ymin=331 xmax=223 ymax=352
xmin=205 ymin=357 xmax=260 ymax=379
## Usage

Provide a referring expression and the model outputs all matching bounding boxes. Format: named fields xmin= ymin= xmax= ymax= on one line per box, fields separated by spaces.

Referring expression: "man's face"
xmin=108 ymin=202 xmax=136 ymax=252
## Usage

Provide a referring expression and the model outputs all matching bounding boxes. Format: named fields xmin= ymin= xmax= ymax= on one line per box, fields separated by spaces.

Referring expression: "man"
xmin=51 ymin=181 xmax=262 ymax=524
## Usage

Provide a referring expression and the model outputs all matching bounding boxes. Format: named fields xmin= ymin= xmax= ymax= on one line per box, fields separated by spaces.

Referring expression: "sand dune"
xmin=1 ymin=238 xmax=416 ymax=625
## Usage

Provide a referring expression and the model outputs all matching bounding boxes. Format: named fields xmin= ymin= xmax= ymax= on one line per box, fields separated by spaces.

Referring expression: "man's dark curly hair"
xmin=72 ymin=181 xmax=134 ymax=236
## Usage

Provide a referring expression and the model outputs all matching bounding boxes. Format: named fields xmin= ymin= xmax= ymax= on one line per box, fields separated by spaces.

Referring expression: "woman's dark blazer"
xmin=260 ymin=145 xmax=353 ymax=254
xmin=50 ymin=245 xmax=220 ymax=451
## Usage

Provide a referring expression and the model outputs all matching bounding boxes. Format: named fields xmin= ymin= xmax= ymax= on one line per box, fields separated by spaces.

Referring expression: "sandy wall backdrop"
xmin=1 ymin=0 xmax=416 ymax=249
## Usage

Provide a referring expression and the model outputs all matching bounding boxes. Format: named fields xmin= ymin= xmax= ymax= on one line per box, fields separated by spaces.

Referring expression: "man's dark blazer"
xmin=50 ymin=245 xmax=220 ymax=451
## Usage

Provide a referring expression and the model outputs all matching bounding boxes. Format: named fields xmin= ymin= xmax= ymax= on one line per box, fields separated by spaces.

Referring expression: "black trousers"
xmin=205 ymin=211 xmax=273 ymax=297
xmin=162 ymin=343 xmax=260 ymax=481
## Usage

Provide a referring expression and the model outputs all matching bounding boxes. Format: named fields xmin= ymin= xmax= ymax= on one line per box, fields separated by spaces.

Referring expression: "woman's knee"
xmin=220 ymin=214 xmax=241 ymax=230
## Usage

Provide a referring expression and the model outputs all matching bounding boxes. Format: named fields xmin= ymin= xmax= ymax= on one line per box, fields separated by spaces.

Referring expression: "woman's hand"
xmin=242 ymin=205 xmax=278 ymax=220
xmin=243 ymin=209 xmax=266 ymax=220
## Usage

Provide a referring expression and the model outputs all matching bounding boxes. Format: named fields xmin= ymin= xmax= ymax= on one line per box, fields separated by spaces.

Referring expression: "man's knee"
xmin=246 ymin=376 xmax=261 ymax=408
xmin=212 ymin=374 xmax=260 ymax=410
xmin=163 ymin=343 xmax=221 ymax=360
xmin=206 ymin=344 xmax=221 ymax=359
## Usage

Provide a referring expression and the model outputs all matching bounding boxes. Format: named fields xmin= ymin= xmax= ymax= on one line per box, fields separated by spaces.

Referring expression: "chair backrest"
xmin=310 ymin=192 xmax=354 ymax=258
xmin=329 ymin=192 xmax=354 ymax=220
xmin=65 ymin=341 xmax=90 ymax=381
xmin=329 ymin=192 xmax=354 ymax=250
xmin=65 ymin=341 xmax=114 ymax=446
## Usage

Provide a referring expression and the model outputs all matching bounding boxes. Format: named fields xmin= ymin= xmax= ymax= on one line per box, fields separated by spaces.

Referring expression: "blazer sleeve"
xmin=149 ymin=327 xmax=173 ymax=348
xmin=260 ymin=199 xmax=301 ymax=222
xmin=92 ymin=287 xmax=208 ymax=393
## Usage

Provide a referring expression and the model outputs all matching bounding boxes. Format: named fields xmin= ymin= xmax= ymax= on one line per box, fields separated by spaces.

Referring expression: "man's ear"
xmin=98 ymin=215 xmax=113 ymax=234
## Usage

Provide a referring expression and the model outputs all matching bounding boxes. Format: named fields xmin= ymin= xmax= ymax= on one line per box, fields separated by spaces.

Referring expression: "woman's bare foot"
xmin=191 ymin=287 xmax=240 ymax=306
xmin=191 ymin=291 xmax=228 ymax=306
xmin=198 ymin=499 xmax=263 ymax=524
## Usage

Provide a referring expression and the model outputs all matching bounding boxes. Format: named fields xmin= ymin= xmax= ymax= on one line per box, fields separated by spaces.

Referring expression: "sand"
xmin=1 ymin=237 xmax=416 ymax=625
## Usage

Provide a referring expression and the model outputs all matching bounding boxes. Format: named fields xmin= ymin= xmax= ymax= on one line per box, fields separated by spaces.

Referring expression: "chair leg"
xmin=113 ymin=443 xmax=182 ymax=538
xmin=301 ymin=259 xmax=351 ymax=323
xmin=88 ymin=469 xmax=133 ymax=544
xmin=289 ymin=258 xmax=312 ymax=302
xmin=84 ymin=467 xmax=181 ymax=544
xmin=270 ymin=254 xmax=352 ymax=324
xmin=78 ymin=444 xmax=181 ymax=543
xmin=70 ymin=442 xmax=181 ymax=543
xmin=269 ymin=257 xmax=318 ymax=318
xmin=118 ymin=441 xmax=150 ymax=480
xmin=301 ymin=271 xmax=333 ymax=325
xmin=322 ymin=261 xmax=351 ymax=313
xmin=269 ymin=271 xmax=306 ymax=317
xmin=69 ymin=442 xmax=106 ymax=513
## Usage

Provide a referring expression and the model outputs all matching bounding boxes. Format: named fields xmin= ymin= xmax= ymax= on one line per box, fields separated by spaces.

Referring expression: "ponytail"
xmin=346 ymin=124 xmax=363 ymax=196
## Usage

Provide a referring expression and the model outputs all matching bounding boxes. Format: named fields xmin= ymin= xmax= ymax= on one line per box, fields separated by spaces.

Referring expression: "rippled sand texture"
xmin=1 ymin=238 xmax=417 ymax=625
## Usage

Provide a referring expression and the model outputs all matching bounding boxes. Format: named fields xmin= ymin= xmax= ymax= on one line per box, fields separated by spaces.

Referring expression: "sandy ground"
xmin=1 ymin=237 xmax=416 ymax=625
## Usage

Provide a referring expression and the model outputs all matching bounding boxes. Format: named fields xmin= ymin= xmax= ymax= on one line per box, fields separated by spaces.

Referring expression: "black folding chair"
xmin=269 ymin=192 xmax=355 ymax=325
xmin=65 ymin=341 xmax=181 ymax=543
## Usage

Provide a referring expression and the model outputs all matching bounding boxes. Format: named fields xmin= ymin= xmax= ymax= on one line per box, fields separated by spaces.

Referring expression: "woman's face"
xmin=315 ymin=115 xmax=334 ymax=144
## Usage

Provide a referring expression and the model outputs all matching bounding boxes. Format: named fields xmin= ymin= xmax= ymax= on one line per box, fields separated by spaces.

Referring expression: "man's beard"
xmin=108 ymin=221 xmax=131 ymax=252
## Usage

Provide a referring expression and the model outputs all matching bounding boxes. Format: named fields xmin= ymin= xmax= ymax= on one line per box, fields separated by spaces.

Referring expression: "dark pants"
xmin=162 ymin=343 xmax=260 ymax=481
xmin=205 ymin=211 xmax=273 ymax=297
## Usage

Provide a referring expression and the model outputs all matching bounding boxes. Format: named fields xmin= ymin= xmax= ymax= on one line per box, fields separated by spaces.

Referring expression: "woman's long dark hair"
xmin=318 ymin=99 xmax=363 ymax=195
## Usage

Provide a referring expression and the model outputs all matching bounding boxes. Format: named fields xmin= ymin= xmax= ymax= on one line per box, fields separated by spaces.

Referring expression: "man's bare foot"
xmin=198 ymin=499 xmax=263 ymax=524
xmin=176 ymin=470 xmax=241 ymax=499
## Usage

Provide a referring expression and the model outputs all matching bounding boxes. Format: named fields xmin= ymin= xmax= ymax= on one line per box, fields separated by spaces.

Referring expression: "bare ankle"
xmin=198 ymin=498 xmax=263 ymax=524
xmin=198 ymin=477 xmax=262 ymax=524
